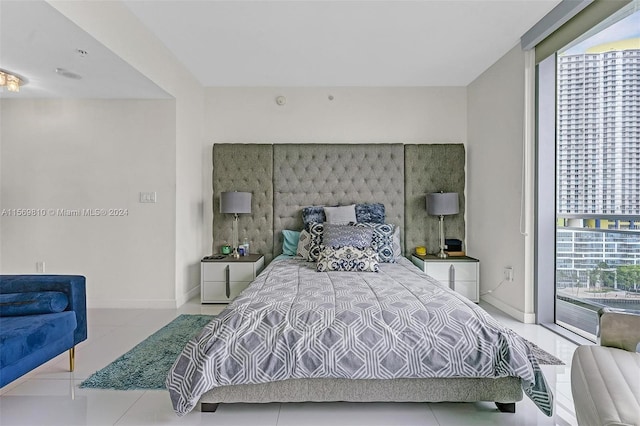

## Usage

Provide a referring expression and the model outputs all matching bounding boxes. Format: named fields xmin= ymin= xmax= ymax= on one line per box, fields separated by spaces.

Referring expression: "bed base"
xmin=199 ymin=377 xmax=522 ymax=413
xmin=200 ymin=402 xmax=516 ymax=413
xmin=495 ymin=402 xmax=516 ymax=413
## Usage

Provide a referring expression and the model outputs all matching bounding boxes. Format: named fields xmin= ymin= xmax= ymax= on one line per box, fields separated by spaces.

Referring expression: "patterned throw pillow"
xmin=302 ymin=206 xmax=326 ymax=230
xmin=304 ymin=203 xmax=385 ymax=230
xmin=323 ymin=223 xmax=373 ymax=248
xmin=355 ymin=203 xmax=385 ymax=224
xmin=353 ymin=222 xmax=396 ymax=263
xmin=307 ymin=222 xmax=325 ymax=262
xmin=296 ymin=229 xmax=312 ymax=260
xmin=316 ymin=246 xmax=379 ymax=272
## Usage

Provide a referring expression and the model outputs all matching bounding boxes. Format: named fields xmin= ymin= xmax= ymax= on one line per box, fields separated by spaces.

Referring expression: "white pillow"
xmin=324 ymin=204 xmax=356 ymax=225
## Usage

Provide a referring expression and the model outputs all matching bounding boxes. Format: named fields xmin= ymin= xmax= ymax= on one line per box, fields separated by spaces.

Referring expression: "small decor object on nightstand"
xmin=415 ymin=246 xmax=427 ymax=256
xmin=426 ymin=191 xmax=459 ymax=258
xmin=242 ymin=237 xmax=250 ymax=256
xmin=444 ymin=239 xmax=464 ymax=256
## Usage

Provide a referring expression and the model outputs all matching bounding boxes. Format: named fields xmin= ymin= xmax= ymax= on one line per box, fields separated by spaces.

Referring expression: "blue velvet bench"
xmin=0 ymin=275 xmax=87 ymax=388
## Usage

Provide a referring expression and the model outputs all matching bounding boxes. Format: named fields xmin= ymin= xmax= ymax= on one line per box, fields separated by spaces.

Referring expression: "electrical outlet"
xmin=503 ymin=266 xmax=514 ymax=282
xmin=36 ymin=261 xmax=45 ymax=273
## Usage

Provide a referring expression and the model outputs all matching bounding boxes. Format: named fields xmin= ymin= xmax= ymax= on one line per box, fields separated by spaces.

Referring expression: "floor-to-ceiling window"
xmin=534 ymin=0 xmax=639 ymax=342
xmin=554 ymin=8 xmax=640 ymax=340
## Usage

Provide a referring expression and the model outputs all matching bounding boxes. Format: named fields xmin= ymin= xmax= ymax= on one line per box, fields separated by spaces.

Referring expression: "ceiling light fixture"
xmin=0 ymin=69 xmax=26 ymax=93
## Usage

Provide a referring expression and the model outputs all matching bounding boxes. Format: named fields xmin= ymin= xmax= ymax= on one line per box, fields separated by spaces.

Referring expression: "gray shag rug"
xmin=523 ymin=338 xmax=565 ymax=366
xmin=80 ymin=314 xmax=563 ymax=391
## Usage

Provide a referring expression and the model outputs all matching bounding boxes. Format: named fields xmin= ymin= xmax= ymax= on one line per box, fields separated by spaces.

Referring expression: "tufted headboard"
xmin=272 ymin=144 xmax=405 ymax=257
xmin=212 ymin=143 xmax=465 ymax=264
xmin=212 ymin=144 xmax=274 ymax=262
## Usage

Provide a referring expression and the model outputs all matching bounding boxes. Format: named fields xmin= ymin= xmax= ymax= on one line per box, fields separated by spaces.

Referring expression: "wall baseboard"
xmin=481 ymin=294 xmax=536 ymax=323
xmin=87 ymin=299 xmax=178 ymax=309
xmin=87 ymin=284 xmax=200 ymax=309
xmin=177 ymin=284 xmax=200 ymax=307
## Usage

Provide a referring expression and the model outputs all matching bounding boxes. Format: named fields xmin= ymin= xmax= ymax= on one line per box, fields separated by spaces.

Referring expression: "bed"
xmin=168 ymin=144 xmax=553 ymax=417
xmin=167 ymin=255 xmax=552 ymax=417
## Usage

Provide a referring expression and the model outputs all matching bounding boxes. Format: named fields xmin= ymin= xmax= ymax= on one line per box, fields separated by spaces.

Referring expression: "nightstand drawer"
xmin=425 ymin=262 xmax=477 ymax=282
xmin=202 ymin=280 xmax=249 ymax=302
xmin=451 ymin=280 xmax=477 ymax=302
xmin=202 ymin=262 xmax=256 ymax=282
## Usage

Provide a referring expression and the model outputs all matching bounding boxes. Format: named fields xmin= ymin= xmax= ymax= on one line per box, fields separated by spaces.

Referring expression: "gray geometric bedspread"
xmin=167 ymin=257 xmax=553 ymax=416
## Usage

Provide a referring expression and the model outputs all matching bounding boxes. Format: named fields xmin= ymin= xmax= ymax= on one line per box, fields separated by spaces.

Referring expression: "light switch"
xmin=139 ymin=192 xmax=157 ymax=203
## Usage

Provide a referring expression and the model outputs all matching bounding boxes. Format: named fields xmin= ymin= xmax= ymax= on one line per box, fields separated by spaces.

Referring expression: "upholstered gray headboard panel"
xmin=212 ymin=144 xmax=274 ymax=263
xmin=212 ymin=143 xmax=465 ymax=263
xmin=405 ymin=144 xmax=466 ymax=255
xmin=272 ymin=144 xmax=405 ymax=256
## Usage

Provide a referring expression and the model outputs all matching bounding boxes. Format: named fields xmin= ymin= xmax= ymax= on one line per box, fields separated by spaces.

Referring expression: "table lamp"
xmin=426 ymin=192 xmax=459 ymax=258
xmin=220 ymin=191 xmax=252 ymax=258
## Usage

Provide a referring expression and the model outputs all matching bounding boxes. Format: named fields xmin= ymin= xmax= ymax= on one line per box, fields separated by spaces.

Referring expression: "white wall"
xmin=0 ymin=99 xmax=177 ymax=308
xmin=203 ymin=86 xmax=468 ymax=253
xmin=48 ymin=0 xmax=206 ymax=306
xmin=205 ymin=87 xmax=466 ymax=143
xmin=467 ymin=45 xmax=535 ymax=322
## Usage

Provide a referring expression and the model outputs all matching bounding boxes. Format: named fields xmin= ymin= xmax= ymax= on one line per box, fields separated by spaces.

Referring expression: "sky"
xmin=563 ymin=9 xmax=640 ymax=54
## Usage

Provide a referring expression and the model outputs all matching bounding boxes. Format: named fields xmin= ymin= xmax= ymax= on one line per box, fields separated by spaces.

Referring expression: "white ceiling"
xmin=0 ymin=0 xmax=562 ymax=98
xmin=0 ymin=0 xmax=170 ymax=99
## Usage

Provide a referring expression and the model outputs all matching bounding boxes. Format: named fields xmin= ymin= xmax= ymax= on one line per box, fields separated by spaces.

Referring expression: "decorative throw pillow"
xmin=282 ymin=229 xmax=301 ymax=256
xmin=302 ymin=206 xmax=326 ymax=230
xmin=353 ymin=222 xmax=396 ymax=263
xmin=324 ymin=204 xmax=357 ymax=224
xmin=355 ymin=203 xmax=385 ymax=224
xmin=0 ymin=291 xmax=69 ymax=317
xmin=307 ymin=222 xmax=325 ymax=262
xmin=323 ymin=223 xmax=373 ymax=248
xmin=316 ymin=246 xmax=379 ymax=273
xmin=296 ymin=229 xmax=312 ymax=260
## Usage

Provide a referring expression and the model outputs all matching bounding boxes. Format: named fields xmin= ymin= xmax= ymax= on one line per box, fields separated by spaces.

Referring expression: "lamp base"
xmin=231 ymin=214 xmax=239 ymax=258
xmin=437 ymin=215 xmax=448 ymax=258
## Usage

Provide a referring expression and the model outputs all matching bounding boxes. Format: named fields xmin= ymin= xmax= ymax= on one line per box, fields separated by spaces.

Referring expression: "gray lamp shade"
xmin=220 ymin=191 xmax=252 ymax=214
xmin=426 ymin=192 xmax=459 ymax=216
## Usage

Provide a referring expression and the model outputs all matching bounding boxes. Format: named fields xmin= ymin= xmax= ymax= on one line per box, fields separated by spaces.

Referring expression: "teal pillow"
xmin=282 ymin=230 xmax=301 ymax=256
xmin=0 ymin=291 xmax=69 ymax=317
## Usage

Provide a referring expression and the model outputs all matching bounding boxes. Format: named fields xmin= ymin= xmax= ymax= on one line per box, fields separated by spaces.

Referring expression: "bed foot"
xmin=201 ymin=403 xmax=219 ymax=412
xmin=495 ymin=402 xmax=516 ymax=413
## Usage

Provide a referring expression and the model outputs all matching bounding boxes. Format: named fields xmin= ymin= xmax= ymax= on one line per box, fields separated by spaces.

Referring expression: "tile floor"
xmin=0 ymin=299 xmax=581 ymax=426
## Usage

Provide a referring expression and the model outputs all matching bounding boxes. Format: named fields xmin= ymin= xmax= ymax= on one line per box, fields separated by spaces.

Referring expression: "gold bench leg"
xmin=69 ymin=347 xmax=75 ymax=372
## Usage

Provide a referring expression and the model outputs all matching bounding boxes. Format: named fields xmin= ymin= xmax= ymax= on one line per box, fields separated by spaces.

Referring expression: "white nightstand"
xmin=411 ymin=254 xmax=479 ymax=302
xmin=201 ymin=254 xmax=265 ymax=303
